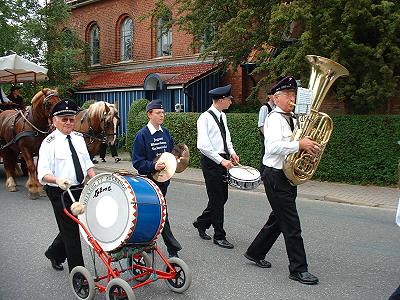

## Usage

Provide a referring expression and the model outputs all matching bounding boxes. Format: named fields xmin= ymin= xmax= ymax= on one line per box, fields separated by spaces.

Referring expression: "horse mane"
xmin=88 ymin=101 xmax=118 ymax=120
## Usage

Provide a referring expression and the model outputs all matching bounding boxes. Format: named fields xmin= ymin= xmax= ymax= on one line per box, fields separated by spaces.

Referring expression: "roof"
xmin=77 ymin=63 xmax=219 ymax=90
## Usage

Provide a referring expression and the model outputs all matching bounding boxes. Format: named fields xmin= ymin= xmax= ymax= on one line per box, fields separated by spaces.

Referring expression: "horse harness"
xmin=77 ymin=110 xmax=117 ymax=144
xmin=0 ymin=93 xmax=57 ymax=151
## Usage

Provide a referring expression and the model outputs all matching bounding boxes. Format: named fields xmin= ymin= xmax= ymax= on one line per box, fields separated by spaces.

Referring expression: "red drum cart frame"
xmin=62 ymin=172 xmax=191 ymax=300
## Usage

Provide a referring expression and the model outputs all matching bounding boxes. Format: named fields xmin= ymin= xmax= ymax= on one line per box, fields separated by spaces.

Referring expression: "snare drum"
xmin=78 ymin=173 xmax=166 ymax=252
xmin=228 ymin=166 xmax=261 ymax=190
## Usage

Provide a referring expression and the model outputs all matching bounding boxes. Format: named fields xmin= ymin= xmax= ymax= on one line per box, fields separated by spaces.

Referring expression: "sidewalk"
xmin=93 ymin=152 xmax=399 ymax=210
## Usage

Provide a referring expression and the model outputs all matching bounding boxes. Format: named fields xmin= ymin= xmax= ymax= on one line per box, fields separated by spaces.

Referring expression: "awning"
xmin=0 ymin=54 xmax=48 ymax=84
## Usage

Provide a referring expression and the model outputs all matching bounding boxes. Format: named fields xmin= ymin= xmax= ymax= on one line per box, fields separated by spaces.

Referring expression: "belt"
xmin=264 ymin=166 xmax=284 ymax=174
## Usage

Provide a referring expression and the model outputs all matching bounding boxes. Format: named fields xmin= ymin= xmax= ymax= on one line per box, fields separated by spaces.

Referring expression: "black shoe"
xmin=92 ymin=159 xmax=99 ymax=164
xmin=244 ymin=252 xmax=271 ymax=268
xmin=114 ymin=157 xmax=121 ymax=163
xmin=213 ymin=239 xmax=234 ymax=249
xmin=192 ymin=221 xmax=211 ymax=240
xmin=289 ymin=271 xmax=319 ymax=285
xmin=45 ymin=252 xmax=63 ymax=271
xmin=101 ymin=158 xmax=106 ymax=162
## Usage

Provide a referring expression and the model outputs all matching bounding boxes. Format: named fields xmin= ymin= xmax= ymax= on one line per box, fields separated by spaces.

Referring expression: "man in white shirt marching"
xmin=193 ymin=84 xmax=239 ymax=249
xmin=244 ymin=76 xmax=321 ymax=285
xmin=37 ymin=99 xmax=95 ymax=272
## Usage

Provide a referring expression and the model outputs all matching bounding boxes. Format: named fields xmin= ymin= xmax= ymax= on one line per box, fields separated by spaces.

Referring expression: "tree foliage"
xmin=151 ymin=0 xmax=400 ymax=113
xmin=0 ymin=0 xmax=88 ymax=96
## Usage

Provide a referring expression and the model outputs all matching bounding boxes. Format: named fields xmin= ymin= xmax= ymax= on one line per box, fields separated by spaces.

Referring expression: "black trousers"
xmin=99 ymin=142 xmax=118 ymax=159
xmin=44 ymin=185 xmax=84 ymax=272
xmin=246 ymin=166 xmax=308 ymax=273
xmin=155 ymin=180 xmax=182 ymax=254
xmin=196 ymin=154 xmax=229 ymax=240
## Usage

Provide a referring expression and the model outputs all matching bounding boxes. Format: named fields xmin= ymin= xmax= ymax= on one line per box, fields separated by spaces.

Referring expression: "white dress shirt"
xmin=258 ymin=103 xmax=274 ymax=128
xmin=197 ymin=105 xmax=236 ymax=164
xmin=262 ymin=106 xmax=299 ymax=169
xmin=37 ymin=129 xmax=94 ymax=186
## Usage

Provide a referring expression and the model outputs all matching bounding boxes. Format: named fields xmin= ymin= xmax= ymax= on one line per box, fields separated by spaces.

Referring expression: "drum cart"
xmin=62 ymin=188 xmax=192 ymax=300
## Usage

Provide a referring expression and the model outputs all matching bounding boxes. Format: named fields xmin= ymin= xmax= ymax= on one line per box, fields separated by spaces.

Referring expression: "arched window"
xmin=120 ymin=18 xmax=133 ymax=61
xmin=156 ymin=15 xmax=172 ymax=57
xmin=89 ymin=24 xmax=100 ymax=65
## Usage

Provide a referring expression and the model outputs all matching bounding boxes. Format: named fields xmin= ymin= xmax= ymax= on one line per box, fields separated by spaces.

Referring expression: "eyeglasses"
xmin=58 ymin=117 xmax=75 ymax=123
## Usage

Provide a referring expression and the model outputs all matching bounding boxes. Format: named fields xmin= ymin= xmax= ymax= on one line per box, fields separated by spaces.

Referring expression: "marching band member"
xmin=193 ymin=84 xmax=239 ymax=249
xmin=131 ymin=99 xmax=182 ymax=258
xmin=37 ymin=99 xmax=95 ymax=272
xmin=244 ymin=76 xmax=320 ymax=284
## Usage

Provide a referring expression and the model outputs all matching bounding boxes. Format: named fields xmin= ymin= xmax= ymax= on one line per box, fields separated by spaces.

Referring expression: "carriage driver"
xmin=37 ymin=99 xmax=95 ymax=272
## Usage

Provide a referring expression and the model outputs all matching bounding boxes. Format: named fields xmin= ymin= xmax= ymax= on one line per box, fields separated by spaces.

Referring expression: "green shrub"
xmin=80 ymin=99 xmax=95 ymax=109
xmin=125 ymin=99 xmax=149 ymax=152
xmin=126 ymin=108 xmax=400 ymax=186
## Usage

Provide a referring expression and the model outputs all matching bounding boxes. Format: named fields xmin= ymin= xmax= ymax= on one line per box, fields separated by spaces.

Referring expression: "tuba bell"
xmin=283 ymin=55 xmax=349 ymax=185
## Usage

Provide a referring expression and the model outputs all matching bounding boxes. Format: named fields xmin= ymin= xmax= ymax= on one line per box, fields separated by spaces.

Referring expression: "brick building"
xmin=65 ymin=0 xmax=399 ymax=137
xmin=65 ymin=0 xmax=250 ymax=135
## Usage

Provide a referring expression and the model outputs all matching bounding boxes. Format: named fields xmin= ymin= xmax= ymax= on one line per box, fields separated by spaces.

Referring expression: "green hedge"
xmin=125 ymin=102 xmax=400 ymax=186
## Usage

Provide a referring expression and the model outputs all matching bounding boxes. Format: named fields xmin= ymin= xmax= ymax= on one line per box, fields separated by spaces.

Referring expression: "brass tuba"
xmin=283 ymin=55 xmax=349 ymax=185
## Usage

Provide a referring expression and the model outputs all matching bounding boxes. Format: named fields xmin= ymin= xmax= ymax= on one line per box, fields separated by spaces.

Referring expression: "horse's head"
xmin=31 ymin=88 xmax=61 ymax=120
xmin=104 ymin=102 xmax=120 ymax=144
xmin=87 ymin=101 xmax=119 ymax=144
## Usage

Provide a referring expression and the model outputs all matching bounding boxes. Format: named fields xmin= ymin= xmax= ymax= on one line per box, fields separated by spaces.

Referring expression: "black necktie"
xmin=67 ymin=135 xmax=84 ymax=184
xmin=219 ymin=115 xmax=229 ymax=156
xmin=289 ymin=117 xmax=294 ymax=131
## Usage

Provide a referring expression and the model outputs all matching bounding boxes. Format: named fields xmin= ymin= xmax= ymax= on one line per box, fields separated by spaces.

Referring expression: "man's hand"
xmin=299 ymin=137 xmax=320 ymax=155
xmin=221 ymin=159 xmax=234 ymax=169
xmin=231 ymin=153 xmax=240 ymax=165
xmin=55 ymin=177 xmax=72 ymax=190
xmin=155 ymin=160 xmax=166 ymax=171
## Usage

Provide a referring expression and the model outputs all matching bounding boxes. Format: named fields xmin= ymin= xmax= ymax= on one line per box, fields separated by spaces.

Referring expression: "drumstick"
xmin=233 ymin=162 xmax=257 ymax=175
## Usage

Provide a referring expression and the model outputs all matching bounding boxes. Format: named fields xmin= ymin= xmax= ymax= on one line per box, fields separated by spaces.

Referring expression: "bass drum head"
xmin=78 ymin=173 xmax=136 ymax=252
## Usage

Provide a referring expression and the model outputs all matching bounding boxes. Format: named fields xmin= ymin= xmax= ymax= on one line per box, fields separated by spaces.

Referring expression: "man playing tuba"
xmin=244 ymin=76 xmax=321 ymax=285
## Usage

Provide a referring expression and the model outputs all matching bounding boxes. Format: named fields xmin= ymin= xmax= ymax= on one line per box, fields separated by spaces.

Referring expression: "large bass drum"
xmin=78 ymin=173 xmax=166 ymax=252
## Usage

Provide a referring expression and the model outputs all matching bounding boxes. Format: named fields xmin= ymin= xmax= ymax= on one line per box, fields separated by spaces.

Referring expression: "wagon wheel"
xmin=69 ymin=266 xmax=95 ymax=300
xmin=164 ymin=257 xmax=192 ymax=293
xmin=127 ymin=251 xmax=152 ymax=282
xmin=106 ymin=278 xmax=135 ymax=300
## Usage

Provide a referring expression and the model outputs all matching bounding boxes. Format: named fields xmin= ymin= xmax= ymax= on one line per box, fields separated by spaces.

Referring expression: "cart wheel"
xmin=106 ymin=278 xmax=135 ymax=300
xmin=127 ymin=251 xmax=152 ymax=282
xmin=69 ymin=266 xmax=95 ymax=300
xmin=164 ymin=257 xmax=192 ymax=293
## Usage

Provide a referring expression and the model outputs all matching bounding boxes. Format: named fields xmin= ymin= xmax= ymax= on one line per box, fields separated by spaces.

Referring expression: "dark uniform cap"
xmin=270 ymin=76 xmax=297 ymax=95
xmin=209 ymin=84 xmax=232 ymax=99
xmin=146 ymin=99 xmax=163 ymax=112
xmin=51 ymin=99 xmax=78 ymax=117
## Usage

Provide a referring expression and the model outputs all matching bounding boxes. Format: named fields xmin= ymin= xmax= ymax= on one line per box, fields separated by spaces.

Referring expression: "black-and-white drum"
xmin=228 ymin=166 xmax=261 ymax=190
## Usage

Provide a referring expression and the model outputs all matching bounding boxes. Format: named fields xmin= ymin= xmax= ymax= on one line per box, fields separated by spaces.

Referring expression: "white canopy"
xmin=0 ymin=54 xmax=48 ymax=84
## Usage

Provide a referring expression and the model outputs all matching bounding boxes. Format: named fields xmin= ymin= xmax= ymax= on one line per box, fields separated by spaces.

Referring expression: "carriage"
xmin=64 ymin=172 xmax=192 ymax=300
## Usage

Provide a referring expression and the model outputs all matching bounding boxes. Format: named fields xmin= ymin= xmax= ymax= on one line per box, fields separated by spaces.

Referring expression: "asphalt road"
xmin=0 ymin=176 xmax=399 ymax=300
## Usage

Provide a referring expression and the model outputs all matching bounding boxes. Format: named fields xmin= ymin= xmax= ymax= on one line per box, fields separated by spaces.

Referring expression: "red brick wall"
xmin=68 ymin=0 xmax=195 ymax=64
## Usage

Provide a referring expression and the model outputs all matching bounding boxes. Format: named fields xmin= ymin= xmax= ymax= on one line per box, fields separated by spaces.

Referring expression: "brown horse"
xmin=74 ymin=101 xmax=119 ymax=158
xmin=0 ymin=88 xmax=61 ymax=199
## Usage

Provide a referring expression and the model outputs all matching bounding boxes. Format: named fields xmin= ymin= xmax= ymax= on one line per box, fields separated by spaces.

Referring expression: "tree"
xmin=0 ymin=0 xmax=88 ymax=97
xmin=150 ymin=0 xmax=400 ymax=114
